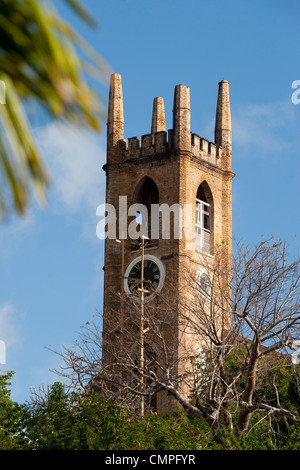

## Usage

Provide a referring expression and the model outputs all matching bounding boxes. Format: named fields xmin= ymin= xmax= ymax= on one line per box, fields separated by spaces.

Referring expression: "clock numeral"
xmin=126 ymin=257 xmax=164 ymax=297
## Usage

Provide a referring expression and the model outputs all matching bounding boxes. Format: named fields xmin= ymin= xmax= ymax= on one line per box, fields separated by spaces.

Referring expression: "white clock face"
xmin=196 ymin=268 xmax=211 ymax=294
xmin=124 ymin=255 xmax=165 ymax=301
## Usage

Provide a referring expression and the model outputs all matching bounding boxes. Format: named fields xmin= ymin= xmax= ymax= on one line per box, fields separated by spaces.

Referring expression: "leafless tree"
xmin=180 ymin=238 xmax=300 ymax=433
xmin=52 ymin=237 xmax=300 ymax=435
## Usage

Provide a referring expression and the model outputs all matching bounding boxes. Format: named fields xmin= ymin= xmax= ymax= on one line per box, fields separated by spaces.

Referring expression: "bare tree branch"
xmin=51 ymin=237 xmax=300 ymax=435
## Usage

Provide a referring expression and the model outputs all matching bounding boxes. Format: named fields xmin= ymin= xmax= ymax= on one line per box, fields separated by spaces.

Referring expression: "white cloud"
xmin=36 ymin=122 xmax=106 ymax=212
xmin=0 ymin=123 xmax=107 ymax=253
xmin=231 ymin=100 xmax=296 ymax=155
xmin=202 ymin=99 xmax=298 ymax=159
xmin=0 ymin=301 xmax=22 ymax=353
xmin=0 ymin=208 xmax=35 ymax=254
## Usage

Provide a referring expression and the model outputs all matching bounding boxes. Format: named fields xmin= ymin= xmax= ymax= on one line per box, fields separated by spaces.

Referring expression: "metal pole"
xmin=116 ymin=238 xmax=125 ymax=336
xmin=121 ymin=238 xmax=124 ymax=332
xmin=140 ymin=236 xmax=145 ymax=417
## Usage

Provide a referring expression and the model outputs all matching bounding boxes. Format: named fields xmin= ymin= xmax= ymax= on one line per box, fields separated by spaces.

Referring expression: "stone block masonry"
xmin=101 ymin=73 xmax=235 ymax=415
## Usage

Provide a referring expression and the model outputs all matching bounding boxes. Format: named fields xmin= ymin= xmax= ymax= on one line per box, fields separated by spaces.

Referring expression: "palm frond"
xmin=0 ymin=0 xmax=109 ymax=217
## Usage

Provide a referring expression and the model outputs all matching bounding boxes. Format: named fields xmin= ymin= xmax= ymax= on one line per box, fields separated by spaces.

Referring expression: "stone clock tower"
xmin=101 ymin=73 xmax=234 ymax=414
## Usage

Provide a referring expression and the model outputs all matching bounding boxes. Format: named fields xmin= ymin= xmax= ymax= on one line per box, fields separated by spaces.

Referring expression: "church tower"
xmin=101 ymin=74 xmax=234 ymax=414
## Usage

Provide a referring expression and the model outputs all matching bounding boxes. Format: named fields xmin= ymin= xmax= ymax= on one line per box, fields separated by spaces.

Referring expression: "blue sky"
xmin=0 ymin=0 xmax=299 ymax=403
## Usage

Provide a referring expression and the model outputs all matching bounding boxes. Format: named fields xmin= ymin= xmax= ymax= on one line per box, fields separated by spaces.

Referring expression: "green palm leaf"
xmin=0 ymin=0 xmax=109 ymax=217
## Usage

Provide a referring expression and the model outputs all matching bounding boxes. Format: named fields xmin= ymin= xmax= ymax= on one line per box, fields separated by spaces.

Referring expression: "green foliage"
xmin=19 ymin=383 xmax=216 ymax=450
xmin=21 ymin=382 xmax=87 ymax=449
xmin=254 ymin=362 xmax=300 ymax=410
xmin=279 ymin=422 xmax=300 ymax=450
xmin=0 ymin=371 xmax=27 ymax=449
xmin=79 ymin=395 xmax=132 ymax=450
xmin=87 ymin=410 xmax=212 ymax=451
xmin=2 ymin=368 xmax=300 ymax=450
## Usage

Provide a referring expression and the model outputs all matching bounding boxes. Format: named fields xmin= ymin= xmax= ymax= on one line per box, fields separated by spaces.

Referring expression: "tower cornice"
xmin=103 ymin=149 xmax=235 ymax=179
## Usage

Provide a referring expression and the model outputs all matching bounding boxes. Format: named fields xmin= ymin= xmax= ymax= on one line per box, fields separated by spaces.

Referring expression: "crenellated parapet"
xmin=115 ymin=131 xmax=223 ymax=166
xmin=106 ymin=74 xmax=231 ymax=172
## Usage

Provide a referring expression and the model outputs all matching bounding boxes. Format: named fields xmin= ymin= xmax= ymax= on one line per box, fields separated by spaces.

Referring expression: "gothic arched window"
xmin=135 ymin=177 xmax=159 ymax=245
xmin=196 ymin=182 xmax=213 ymax=255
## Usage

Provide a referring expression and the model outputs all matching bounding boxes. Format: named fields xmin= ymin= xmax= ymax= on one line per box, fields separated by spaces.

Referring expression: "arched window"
xmin=196 ymin=182 xmax=212 ymax=254
xmin=135 ymin=177 xmax=159 ymax=246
